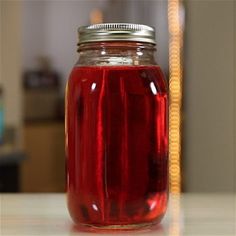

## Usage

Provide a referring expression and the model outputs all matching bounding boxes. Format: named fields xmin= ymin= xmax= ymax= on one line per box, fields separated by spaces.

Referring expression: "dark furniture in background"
xmin=0 ymin=149 xmax=25 ymax=192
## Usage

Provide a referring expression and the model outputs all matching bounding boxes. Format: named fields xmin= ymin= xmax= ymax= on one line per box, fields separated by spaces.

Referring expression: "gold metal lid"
xmin=78 ymin=23 xmax=156 ymax=45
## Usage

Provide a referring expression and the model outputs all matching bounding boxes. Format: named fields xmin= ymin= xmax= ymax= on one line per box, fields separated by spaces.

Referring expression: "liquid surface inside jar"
xmin=66 ymin=65 xmax=168 ymax=228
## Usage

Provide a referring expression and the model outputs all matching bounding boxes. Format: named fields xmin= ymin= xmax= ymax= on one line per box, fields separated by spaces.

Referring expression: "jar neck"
xmin=76 ymin=42 xmax=157 ymax=66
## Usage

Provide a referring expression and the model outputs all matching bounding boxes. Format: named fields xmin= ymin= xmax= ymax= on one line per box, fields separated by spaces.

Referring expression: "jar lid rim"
xmin=78 ymin=23 xmax=156 ymax=45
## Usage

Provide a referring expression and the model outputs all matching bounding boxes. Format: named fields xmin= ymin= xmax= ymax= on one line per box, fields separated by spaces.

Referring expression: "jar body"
xmin=66 ymin=42 xmax=168 ymax=229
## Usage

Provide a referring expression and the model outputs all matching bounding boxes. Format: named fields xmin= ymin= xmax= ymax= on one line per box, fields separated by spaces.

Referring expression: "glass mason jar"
xmin=66 ymin=23 xmax=168 ymax=230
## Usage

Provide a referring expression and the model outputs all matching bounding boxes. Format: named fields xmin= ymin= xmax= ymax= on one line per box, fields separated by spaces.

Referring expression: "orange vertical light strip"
xmin=168 ymin=0 xmax=183 ymax=194
xmin=90 ymin=9 xmax=103 ymax=24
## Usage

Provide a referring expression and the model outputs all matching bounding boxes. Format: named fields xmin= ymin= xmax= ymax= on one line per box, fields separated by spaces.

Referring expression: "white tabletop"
xmin=1 ymin=194 xmax=235 ymax=235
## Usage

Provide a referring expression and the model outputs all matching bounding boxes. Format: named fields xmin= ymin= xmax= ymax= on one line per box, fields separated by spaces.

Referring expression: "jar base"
xmin=76 ymin=222 xmax=154 ymax=233
xmin=73 ymin=216 xmax=164 ymax=233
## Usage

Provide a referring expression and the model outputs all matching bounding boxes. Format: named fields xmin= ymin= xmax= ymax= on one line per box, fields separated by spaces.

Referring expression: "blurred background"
xmin=0 ymin=0 xmax=235 ymax=193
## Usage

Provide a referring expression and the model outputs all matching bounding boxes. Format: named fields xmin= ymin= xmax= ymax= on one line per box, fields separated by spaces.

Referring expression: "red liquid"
xmin=66 ymin=65 xmax=168 ymax=228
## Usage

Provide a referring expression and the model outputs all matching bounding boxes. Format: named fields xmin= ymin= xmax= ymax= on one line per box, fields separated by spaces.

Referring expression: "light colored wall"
xmin=184 ymin=0 xmax=235 ymax=192
xmin=22 ymin=1 xmax=47 ymax=70
xmin=234 ymin=1 xmax=236 ymax=192
xmin=22 ymin=0 xmax=107 ymax=90
xmin=0 ymin=1 xmax=23 ymax=146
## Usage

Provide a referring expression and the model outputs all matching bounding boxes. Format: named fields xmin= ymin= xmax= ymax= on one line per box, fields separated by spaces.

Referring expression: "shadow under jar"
xmin=66 ymin=23 xmax=168 ymax=230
